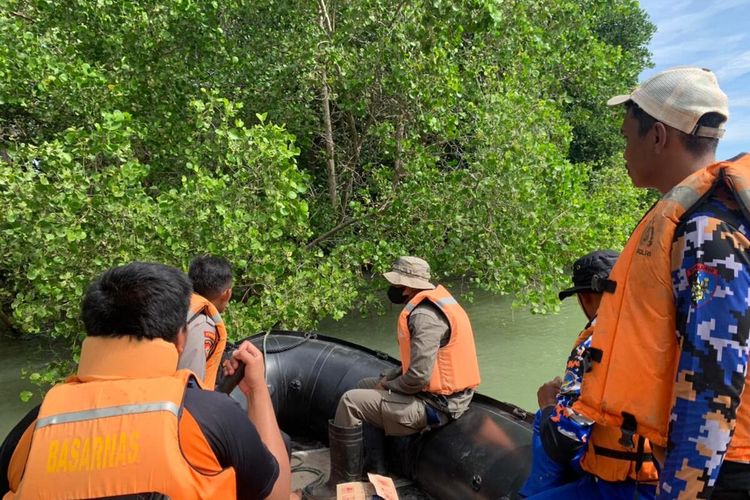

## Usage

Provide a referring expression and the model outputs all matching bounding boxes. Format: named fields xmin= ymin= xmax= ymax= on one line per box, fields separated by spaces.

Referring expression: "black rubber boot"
xmin=303 ymin=420 xmax=364 ymax=500
xmin=362 ymin=423 xmax=387 ymax=475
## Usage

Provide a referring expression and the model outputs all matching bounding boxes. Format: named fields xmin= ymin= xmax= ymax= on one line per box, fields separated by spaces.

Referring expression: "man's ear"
xmin=175 ymin=326 xmax=187 ymax=355
xmin=653 ymin=122 xmax=668 ymax=153
xmin=221 ymin=287 xmax=233 ymax=303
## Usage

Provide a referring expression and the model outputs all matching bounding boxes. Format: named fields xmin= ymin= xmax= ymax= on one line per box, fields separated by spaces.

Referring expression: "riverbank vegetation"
xmin=1 ymin=0 xmax=654 ymax=384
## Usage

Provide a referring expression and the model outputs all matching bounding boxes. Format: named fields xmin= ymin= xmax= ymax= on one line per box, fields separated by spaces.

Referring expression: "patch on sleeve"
xmin=203 ymin=330 xmax=219 ymax=359
xmin=687 ymin=263 xmax=719 ymax=307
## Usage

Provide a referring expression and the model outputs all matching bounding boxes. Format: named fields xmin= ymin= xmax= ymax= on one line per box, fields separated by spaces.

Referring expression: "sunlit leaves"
xmin=0 ymin=0 xmax=654 ymax=387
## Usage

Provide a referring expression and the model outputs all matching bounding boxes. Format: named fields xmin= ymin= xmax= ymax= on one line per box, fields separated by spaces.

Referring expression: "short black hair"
xmin=625 ymin=101 xmax=657 ymax=136
xmin=81 ymin=262 xmax=192 ymax=341
xmin=188 ymin=255 xmax=233 ymax=299
xmin=624 ymin=101 xmax=724 ymax=157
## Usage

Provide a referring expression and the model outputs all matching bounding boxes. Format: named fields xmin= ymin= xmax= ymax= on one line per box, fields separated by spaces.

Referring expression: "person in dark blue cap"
xmin=519 ymin=249 xmax=643 ymax=497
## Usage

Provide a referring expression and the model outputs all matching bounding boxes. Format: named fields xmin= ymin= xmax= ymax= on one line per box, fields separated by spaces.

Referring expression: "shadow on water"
xmin=318 ymin=289 xmax=585 ymax=412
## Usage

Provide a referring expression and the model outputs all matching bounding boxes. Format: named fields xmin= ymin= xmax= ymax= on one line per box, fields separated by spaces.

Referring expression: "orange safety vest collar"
xmin=397 ymin=285 xmax=481 ymax=395
xmin=189 ymin=293 xmax=228 ymax=389
xmin=4 ymin=336 xmax=236 ymax=499
xmin=573 ymin=154 xmax=750 ymax=464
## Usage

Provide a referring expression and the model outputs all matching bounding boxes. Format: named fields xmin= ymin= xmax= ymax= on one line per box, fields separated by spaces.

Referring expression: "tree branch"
xmin=320 ymin=66 xmax=338 ymax=211
xmin=305 ymin=217 xmax=357 ymax=250
xmin=393 ymin=117 xmax=405 ymax=186
xmin=305 ymin=198 xmax=394 ymax=250
xmin=317 ymin=0 xmax=338 ymax=211
xmin=10 ymin=11 xmax=34 ymax=21
xmin=317 ymin=0 xmax=333 ymax=34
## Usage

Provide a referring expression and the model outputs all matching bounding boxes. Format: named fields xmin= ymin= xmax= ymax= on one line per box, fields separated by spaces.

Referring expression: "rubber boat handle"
xmin=217 ymin=360 xmax=245 ymax=394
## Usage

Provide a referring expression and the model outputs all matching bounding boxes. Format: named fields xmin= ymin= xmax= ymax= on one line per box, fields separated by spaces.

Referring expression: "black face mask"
xmin=387 ymin=285 xmax=408 ymax=304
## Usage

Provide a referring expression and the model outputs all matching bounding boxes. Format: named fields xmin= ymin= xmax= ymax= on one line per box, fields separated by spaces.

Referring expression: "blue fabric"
xmin=520 ymin=323 xmax=593 ymax=497
xmin=664 ymin=188 xmax=750 ymax=498
xmin=519 ymin=410 xmax=574 ymax=497
xmin=424 ymin=403 xmax=441 ymax=426
xmin=524 ymin=473 xmax=657 ymax=500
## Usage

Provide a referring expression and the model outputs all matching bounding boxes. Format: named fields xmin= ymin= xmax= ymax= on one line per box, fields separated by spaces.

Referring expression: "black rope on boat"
xmin=262 ymin=332 xmax=316 ymax=354
xmin=291 ymin=453 xmax=325 ymax=485
xmin=292 ymin=466 xmax=325 ymax=484
xmin=217 ymin=333 xmax=316 ymax=394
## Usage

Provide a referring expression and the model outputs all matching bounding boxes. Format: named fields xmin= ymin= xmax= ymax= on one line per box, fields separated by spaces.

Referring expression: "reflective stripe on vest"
xmin=5 ymin=340 xmax=236 ymax=498
xmin=573 ymin=154 xmax=750 ymax=463
xmin=36 ymin=401 xmax=180 ymax=429
xmin=188 ymin=293 xmax=228 ymax=390
xmin=397 ymin=285 xmax=481 ymax=395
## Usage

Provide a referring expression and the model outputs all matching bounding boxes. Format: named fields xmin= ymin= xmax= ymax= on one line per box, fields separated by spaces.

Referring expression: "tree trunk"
xmin=320 ymin=67 xmax=338 ymax=211
xmin=318 ymin=0 xmax=338 ymax=211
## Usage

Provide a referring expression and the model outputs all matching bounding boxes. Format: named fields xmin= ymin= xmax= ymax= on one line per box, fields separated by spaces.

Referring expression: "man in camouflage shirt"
xmin=530 ymin=68 xmax=750 ymax=499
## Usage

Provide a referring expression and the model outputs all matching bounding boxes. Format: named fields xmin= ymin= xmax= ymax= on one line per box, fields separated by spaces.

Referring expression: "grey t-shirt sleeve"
xmin=177 ymin=314 xmax=215 ymax=382
xmin=384 ymin=302 xmax=449 ymax=394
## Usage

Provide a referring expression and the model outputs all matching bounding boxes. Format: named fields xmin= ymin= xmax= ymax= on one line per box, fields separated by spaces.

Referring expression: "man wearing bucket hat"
xmin=531 ymin=67 xmax=750 ymax=499
xmin=303 ymin=256 xmax=480 ymax=500
xmin=520 ymin=250 xmax=659 ymax=498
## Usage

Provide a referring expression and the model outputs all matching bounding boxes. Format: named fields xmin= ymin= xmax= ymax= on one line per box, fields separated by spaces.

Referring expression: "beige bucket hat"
xmin=607 ymin=66 xmax=729 ymax=138
xmin=383 ymin=256 xmax=435 ymax=290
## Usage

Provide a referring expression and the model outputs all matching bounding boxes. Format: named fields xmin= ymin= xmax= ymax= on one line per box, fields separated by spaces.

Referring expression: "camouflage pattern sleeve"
xmin=540 ymin=328 xmax=594 ymax=465
xmin=664 ymin=195 xmax=750 ymax=499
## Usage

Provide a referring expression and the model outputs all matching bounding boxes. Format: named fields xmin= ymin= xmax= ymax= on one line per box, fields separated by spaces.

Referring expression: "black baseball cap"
xmin=558 ymin=250 xmax=620 ymax=300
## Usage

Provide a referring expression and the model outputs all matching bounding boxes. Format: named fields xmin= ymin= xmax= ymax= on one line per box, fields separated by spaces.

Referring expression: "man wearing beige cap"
xmin=303 ymin=256 xmax=480 ymax=500
xmin=527 ymin=67 xmax=750 ymax=499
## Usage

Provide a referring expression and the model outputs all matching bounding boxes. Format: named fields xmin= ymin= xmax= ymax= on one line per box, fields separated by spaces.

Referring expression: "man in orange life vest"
xmin=520 ymin=250 xmax=659 ymax=499
xmin=0 ymin=262 xmax=291 ymax=499
xmin=303 ymin=256 xmax=481 ymax=499
xmin=178 ymin=255 xmax=233 ymax=389
xmin=538 ymin=67 xmax=750 ymax=499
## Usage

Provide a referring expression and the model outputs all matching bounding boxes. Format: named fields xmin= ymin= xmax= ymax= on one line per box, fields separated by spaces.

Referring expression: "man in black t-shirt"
xmin=0 ymin=262 xmax=290 ymax=499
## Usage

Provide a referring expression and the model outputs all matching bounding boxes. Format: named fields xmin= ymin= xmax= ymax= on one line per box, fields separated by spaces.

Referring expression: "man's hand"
xmin=537 ymin=376 xmax=562 ymax=409
xmin=223 ymin=341 xmax=266 ymax=396
xmin=373 ymin=377 xmax=388 ymax=391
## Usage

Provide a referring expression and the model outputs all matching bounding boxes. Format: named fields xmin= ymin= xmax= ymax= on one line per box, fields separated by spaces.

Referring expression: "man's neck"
xmin=657 ymin=151 xmax=717 ymax=195
xmin=209 ymin=298 xmax=222 ymax=312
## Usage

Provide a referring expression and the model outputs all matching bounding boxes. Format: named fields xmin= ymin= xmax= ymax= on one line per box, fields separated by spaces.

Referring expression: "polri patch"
xmin=687 ymin=263 xmax=719 ymax=307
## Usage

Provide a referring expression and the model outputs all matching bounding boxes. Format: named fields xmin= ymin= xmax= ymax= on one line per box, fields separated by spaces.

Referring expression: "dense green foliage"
xmin=1 ymin=0 xmax=654 ymax=384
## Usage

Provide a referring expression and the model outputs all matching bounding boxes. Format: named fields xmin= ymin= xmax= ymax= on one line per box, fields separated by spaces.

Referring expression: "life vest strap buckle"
xmin=619 ymin=412 xmax=638 ymax=449
xmin=581 ymin=348 xmax=603 ymax=373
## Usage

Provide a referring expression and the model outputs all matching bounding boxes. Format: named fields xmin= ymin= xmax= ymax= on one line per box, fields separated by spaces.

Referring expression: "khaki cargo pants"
xmin=333 ymin=377 xmax=427 ymax=436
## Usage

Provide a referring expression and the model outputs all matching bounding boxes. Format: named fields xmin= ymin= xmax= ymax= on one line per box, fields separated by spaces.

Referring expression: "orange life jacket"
xmin=573 ymin=154 xmax=750 ymax=463
xmin=188 ymin=293 xmax=228 ymax=389
xmin=570 ymin=327 xmax=659 ymax=482
xmin=398 ymin=285 xmax=481 ymax=395
xmin=4 ymin=336 xmax=236 ymax=499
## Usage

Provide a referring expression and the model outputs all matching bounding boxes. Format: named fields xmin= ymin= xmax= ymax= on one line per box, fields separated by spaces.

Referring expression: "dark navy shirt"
xmin=0 ymin=385 xmax=279 ymax=499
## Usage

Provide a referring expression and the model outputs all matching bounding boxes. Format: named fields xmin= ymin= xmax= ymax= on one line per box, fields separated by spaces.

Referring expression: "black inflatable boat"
xmin=222 ymin=330 xmax=533 ymax=499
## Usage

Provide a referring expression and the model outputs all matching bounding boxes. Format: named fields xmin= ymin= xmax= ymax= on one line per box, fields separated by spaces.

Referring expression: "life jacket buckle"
xmin=618 ymin=427 xmax=636 ymax=449
xmin=619 ymin=412 xmax=638 ymax=449
xmin=581 ymin=347 xmax=603 ymax=373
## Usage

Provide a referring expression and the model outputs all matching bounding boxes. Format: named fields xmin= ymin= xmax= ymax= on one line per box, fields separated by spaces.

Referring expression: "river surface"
xmin=0 ymin=290 xmax=583 ymax=439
